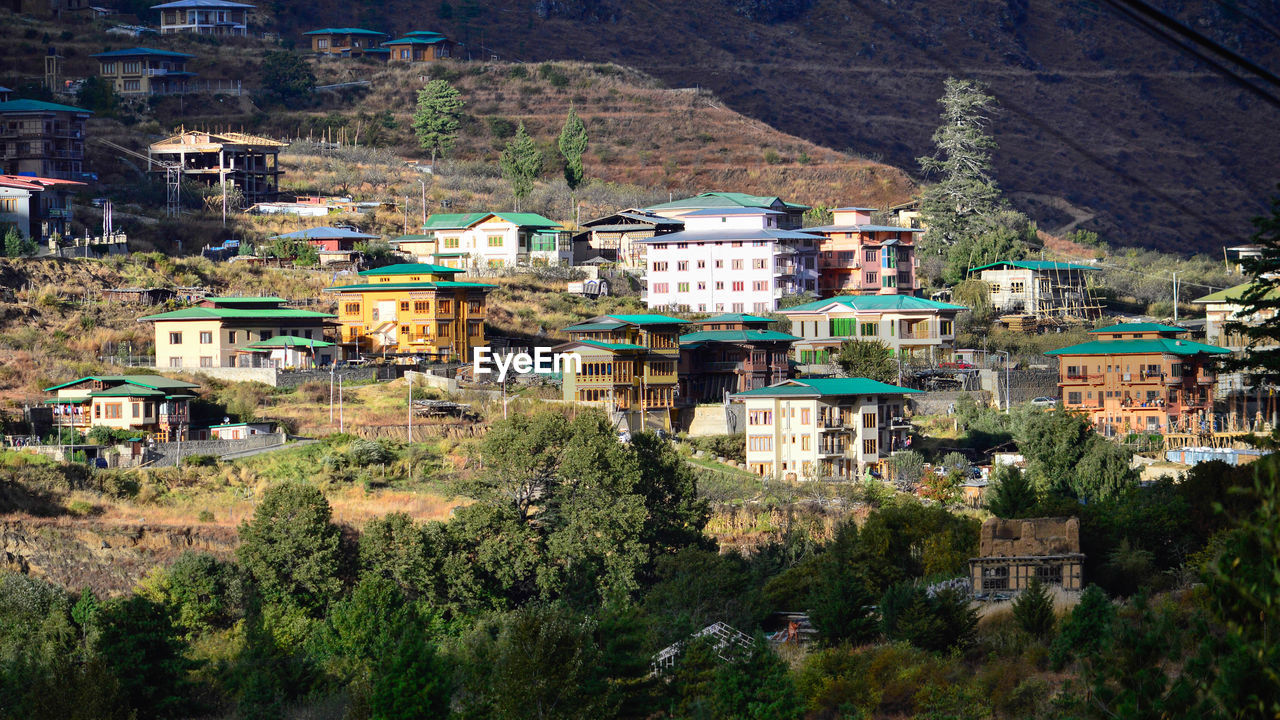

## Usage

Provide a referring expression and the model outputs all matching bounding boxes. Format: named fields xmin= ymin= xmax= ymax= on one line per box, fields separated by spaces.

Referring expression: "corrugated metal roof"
xmin=151 ymin=0 xmax=252 ymax=8
xmin=733 ymin=378 xmax=921 ymax=398
xmin=634 ymin=228 xmax=821 ymax=243
xmin=359 ymin=262 xmax=463 ymax=276
xmin=0 ymin=99 xmax=92 ymax=114
xmin=270 ymin=227 xmax=379 ymax=240
xmin=680 ymin=329 xmax=798 ymax=344
xmin=1044 ymin=338 xmax=1231 ymax=356
xmin=303 ymin=28 xmax=386 ymax=35
xmin=324 ymin=281 xmax=496 ymax=292
xmin=781 ymin=295 xmax=968 ymax=313
xmin=969 ymin=260 xmax=1098 ymax=273
xmin=699 ymin=313 xmax=774 ymax=324
xmin=1088 ymin=322 xmax=1186 ymax=334
xmin=90 ymin=47 xmax=194 ymax=58
xmin=803 ymin=224 xmax=923 ymax=233
xmin=139 ymin=307 xmax=334 ymax=320
xmin=43 ymin=375 xmax=200 ymax=392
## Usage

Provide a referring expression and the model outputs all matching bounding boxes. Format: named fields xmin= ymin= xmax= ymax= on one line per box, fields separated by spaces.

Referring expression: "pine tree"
xmin=412 ymin=79 xmax=464 ymax=165
xmin=917 ymin=78 xmax=1004 ymax=248
xmin=1012 ymin=577 xmax=1056 ymax=639
xmin=1225 ymin=185 xmax=1280 ymax=383
xmin=499 ymin=123 xmax=543 ymax=212
xmin=558 ymin=105 xmax=589 ymax=194
xmin=986 ymin=465 xmax=1036 ymax=518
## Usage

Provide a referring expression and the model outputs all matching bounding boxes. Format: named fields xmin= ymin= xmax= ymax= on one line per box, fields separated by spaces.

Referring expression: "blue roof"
xmin=804 ymin=224 xmax=923 ymax=233
xmin=151 ymin=0 xmax=252 ymax=8
xmin=303 ymin=28 xmax=386 ymax=35
xmin=0 ymin=99 xmax=91 ymax=114
xmin=270 ymin=227 xmax=379 ymax=240
xmin=636 ymin=228 xmax=821 ymax=243
xmin=384 ymin=35 xmax=448 ymax=45
xmin=91 ymin=47 xmax=195 ymax=59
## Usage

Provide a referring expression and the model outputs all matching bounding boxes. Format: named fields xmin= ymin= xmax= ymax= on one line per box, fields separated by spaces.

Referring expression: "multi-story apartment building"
xmin=142 ymin=296 xmax=336 ymax=369
xmin=733 ymin=378 xmax=919 ymax=480
xmin=646 ymin=191 xmax=809 ymax=229
xmin=970 ymin=260 xmax=1101 ymax=318
xmin=802 ymin=206 xmax=922 ymax=295
xmin=153 ymin=0 xmax=252 ymax=35
xmin=0 ymin=99 xmax=91 ymax=179
xmin=326 ymin=263 xmax=495 ymax=361
xmin=641 ymin=207 xmax=819 ymax=313
xmin=149 ymin=130 xmax=285 ymax=206
xmin=303 ymin=28 xmax=387 ymax=57
xmin=44 ymin=375 xmax=201 ymax=442
xmin=780 ymin=294 xmax=967 ymax=363
xmin=423 ymin=212 xmax=570 ymax=268
xmin=575 ymin=208 xmax=683 ymax=268
xmin=383 ymin=31 xmax=457 ymax=63
xmin=0 ymin=174 xmax=83 ymax=242
xmin=91 ymin=47 xmax=196 ymax=96
xmin=1193 ymin=282 xmax=1279 ymax=403
xmin=1046 ymin=322 xmax=1231 ymax=436
xmin=678 ymin=313 xmax=796 ymax=404
xmin=557 ymin=314 xmax=684 ymax=431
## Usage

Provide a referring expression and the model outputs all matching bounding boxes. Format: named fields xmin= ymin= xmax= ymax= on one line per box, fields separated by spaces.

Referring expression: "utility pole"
xmin=339 ymin=373 xmax=344 ymax=433
xmin=1173 ymin=272 xmax=1179 ymax=324
xmin=418 ymin=178 xmax=427 ymax=231
xmin=329 ymin=363 xmax=335 ymax=424
xmin=407 ymin=372 xmax=413 ymax=441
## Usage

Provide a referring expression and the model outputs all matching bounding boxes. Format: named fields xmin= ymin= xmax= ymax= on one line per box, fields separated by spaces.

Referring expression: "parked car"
xmin=1031 ymin=396 xmax=1058 ymax=408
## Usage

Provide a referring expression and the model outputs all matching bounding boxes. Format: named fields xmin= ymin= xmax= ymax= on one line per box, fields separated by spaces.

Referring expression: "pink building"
xmin=641 ymin=207 xmax=819 ymax=313
xmin=804 ymin=206 xmax=922 ymax=296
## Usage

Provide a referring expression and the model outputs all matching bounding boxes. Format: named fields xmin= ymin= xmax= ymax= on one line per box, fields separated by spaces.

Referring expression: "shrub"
xmin=1011 ymin=578 xmax=1056 ymax=639
xmin=348 ymin=439 xmax=395 ymax=467
xmin=182 ymin=454 xmax=218 ymax=468
xmin=763 ymin=149 xmax=781 ymax=164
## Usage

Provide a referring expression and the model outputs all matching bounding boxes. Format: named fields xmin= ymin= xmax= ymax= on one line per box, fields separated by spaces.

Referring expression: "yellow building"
xmin=556 ymin=314 xmax=684 ymax=431
xmin=140 ymin=296 xmax=336 ymax=369
xmin=302 ymin=28 xmax=388 ymax=57
xmin=383 ymin=32 xmax=456 ymax=63
xmin=44 ymin=375 xmax=201 ymax=441
xmin=325 ymin=263 xmax=496 ymax=361
xmin=90 ymin=47 xmax=196 ymax=96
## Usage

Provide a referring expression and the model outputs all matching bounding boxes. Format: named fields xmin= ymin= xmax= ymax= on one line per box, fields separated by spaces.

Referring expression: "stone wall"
xmin=148 ymin=434 xmax=286 ymax=466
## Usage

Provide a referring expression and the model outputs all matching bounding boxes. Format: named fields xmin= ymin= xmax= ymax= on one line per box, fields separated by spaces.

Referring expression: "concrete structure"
xmin=209 ymin=421 xmax=274 ymax=439
xmin=44 ymin=375 xmax=201 ymax=441
xmin=0 ymin=99 xmax=91 ymax=179
xmin=141 ymin=296 xmax=336 ymax=369
xmin=0 ymin=174 xmax=83 ymax=242
xmin=556 ymin=314 xmax=684 ymax=431
xmin=803 ymin=206 xmax=923 ymax=295
xmin=325 ymin=263 xmax=495 ymax=361
xmin=732 ymin=378 xmax=919 ymax=480
xmin=91 ymin=47 xmax=195 ymax=96
xmin=303 ymin=28 xmax=387 ymax=57
xmin=390 ymin=233 xmax=436 ymax=262
xmin=1046 ymin=322 xmax=1231 ymax=436
xmin=640 ymin=207 xmax=819 ymax=313
xmin=970 ymin=260 xmax=1102 ymax=319
xmin=383 ymin=31 xmax=456 ymax=63
xmin=970 ymin=517 xmax=1084 ymax=593
xmin=678 ymin=313 xmax=796 ymax=404
xmin=1193 ymin=281 xmax=1280 ymax=412
xmin=423 ymin=212 xmax=570 ymax=268
xmin=149 ymin=130 xmax=285 ymax=206
xmin=575 ymin=209 xmax=683 ymax=268
xmin=152 ymin=0 xmax=252 ymax=35
xmin=780 ymin=294 xmax=967 ymax=363
xmin=645 ymin=191 xmax=809 ymax=230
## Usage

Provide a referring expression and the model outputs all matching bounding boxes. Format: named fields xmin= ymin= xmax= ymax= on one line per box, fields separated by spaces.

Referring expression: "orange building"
xmin=1046 ymin=322 xmax=1230 ymax=436
xmin=803 ymin=206 xmax=922 ymax=295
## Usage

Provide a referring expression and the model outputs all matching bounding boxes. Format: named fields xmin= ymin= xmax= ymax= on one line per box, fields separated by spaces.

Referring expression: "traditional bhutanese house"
xmin=303 ymin=28 xmax=388 ymax=57
xmin=678 ymin=313 xmax=797 ymax=404
xmin=383 ymin=31 xmax=456 ymax=63
xmin=1045 ymin=322 xmax=1231 ymax=436
xmin=780 ymin=294 xmax=968 ymax=364
xmin=802 ymin=206 xmax=923 ymax=296
xmin=234 ymin=336 xmax=335 ymax=369
xmin=91 ymin=47 xmax=197 ymax=96
xmin=152 ymin=0 xmax=252 ymax=35
xmin=732 ymin=378 xmax=919 ymax=480
xmin=389 ymin=234 xmax=437 ymax=262
xmin=148 ymin=130 xmax=285 ymax=206
xmin=209 ymin=421 xmax=275 ymax=439
xmin=0 ymin=99 xmax=92 ymax=179
xmin=970 ymin=517 xmax=1084 ymax=595
xmin=325 ymin=263 xmax=495 ymax=361
xmin=574 ymin=209 xmax=683 ymax=268
xmin=423 ymin=211 xmax=571 ymax=268
xmin=969 ymin=260 xmax=1101 ymax=319
xmin=140 ymin=296 xmax=336 ymax=369
xmin=44 ymin=375 xmax=201 ymax=441
xmin=556 ymin=314 xmax=684 ymax=431
xmin=1193 ymin=281 xmax=1280 ymax=407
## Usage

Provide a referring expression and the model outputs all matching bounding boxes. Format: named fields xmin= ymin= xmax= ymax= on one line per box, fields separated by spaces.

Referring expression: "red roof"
xmin=0 ymin=175 xmax=86 ymax=191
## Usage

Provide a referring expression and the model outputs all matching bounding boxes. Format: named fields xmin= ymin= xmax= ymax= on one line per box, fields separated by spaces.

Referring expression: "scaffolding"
xmin=651 ymin=622 xmax=754 ymax=673
xmin=1035 ymin=263 xmax=1104 ymax=323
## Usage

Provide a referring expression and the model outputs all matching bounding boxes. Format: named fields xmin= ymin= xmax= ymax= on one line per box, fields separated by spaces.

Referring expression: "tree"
xmin=558 ymin=105 xmax=588 ymax=194
xmin=832 ymin=339 xmax=896 ymax=383
xmin=630 ymin=431 xmax=712 ymax=559
xmin=473 ymin=409 xmax=570 ymax=521
xmin=917 ymin=78 xmax=1004 ymax=251
xmin=499 ymin=122 xmax=543 ymax=211
xmin=236 ymin=483 xmax=343 ymax=611
xmin=368 ymin=619 xmax=451 ymax=720
xmin=3 ymin=226 xmax=37 ymax=257
xmin=260 ymin=51 xmax=315 ymax=102
xmin=880 ymin=583 xmax=977 ymax=652
xmin=1225 ymin=185 xmax=1280 ymax=384
xmin=1074 ymin=436 xmax=1139 ymax=502
xmin=1018 ymin=407 xmax=1096 ymax=497
xmin=1049 ymin=584 xmax=1114 ymax=669
xmin=138 ymin=551 xmax=244 ymax=639
xmin=986 ymin=464 xmax=1036 ymax=517
xmin=412 ymin=79 xmax=464 ymax=165
xmin=96 ymin=595 xmax=190 ymax=719
xmin=76 ymin=76 xmax=116 ymax=115
xmin=1012 ymin=577 xmax=1056 ymax=639
xmin=808 ymin=524 xmax=878 ymax=645
xmin=885 ymin=449 xmax=925 ymax=488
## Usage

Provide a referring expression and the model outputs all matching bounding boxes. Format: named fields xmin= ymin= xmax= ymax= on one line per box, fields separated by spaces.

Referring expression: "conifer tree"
xmin=1012 ymin=577 xmax=1056 ymax=639
xmin=918 ymin=78 xmax=1004 ymax=248
xmin=412 ymin=79 xmax=464 ymax=165
xmin=500 ymin=123 xmax=543 ymax=212
xmin=558 ymin=105 xmax=589 ymax=194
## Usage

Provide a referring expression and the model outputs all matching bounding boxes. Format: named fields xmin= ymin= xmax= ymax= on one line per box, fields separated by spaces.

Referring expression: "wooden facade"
xmin=557 ymin=314 xmax=683 ymax=431
xmin=678 ymin=313 xmax=796 ymax=404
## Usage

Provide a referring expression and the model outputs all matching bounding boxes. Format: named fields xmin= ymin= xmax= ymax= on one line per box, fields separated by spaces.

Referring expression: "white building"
xmin=969 ymin=260 xmax=1100 ymax=318
xmin=733 ymin=378 xmax=919 ymax=480
xmin=422 ymin=212 xmax=571 ymax=268
xmin=152 ymin=0 xmax=252 ymax=35
xmin=780 ymin=294 xmax=968 ymax=364
xmin=640 ymin=207 xmax=819 ymax=313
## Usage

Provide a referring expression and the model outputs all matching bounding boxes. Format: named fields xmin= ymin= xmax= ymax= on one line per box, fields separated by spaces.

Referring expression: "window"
xmin=865 ymin=272 xmax=877 ymax=284
xmin=443 ymin=236 xmax=459 ymax=248
xmin=676 ymin=243 xmax=688 ymax=249
xmin=862 ymin=438 xmax=878 ymax=455
xmin=940 ymin=320 xmax=953 ymax=336
xmin=752 ymin=281 xmax=768 ymax=291
xmin=697 ymin=282 xmax=707 ymax=290
xmin=468 ymin=322 xmax=481 ymax=337
xmin=732 ymin=281 xmax=744 ymax=291
xmin=123 ymin=62 xmax=140 ymax=74
xmin=677 ymin=261 xmax=688 ymax=271
xmin=200 ymin=356 xmax=213 ymax=367
xmin=801 ymin=436 xmax=810 ymax=451
xmin=732 ymin=303 xmax=744 ymax=312
xmin=399 ymin=301 xmax=410 ymax=312
xmin=104 ymin=403 xmax=122 ymax=420
xmin=800 ymin=408 xmax=810 ymax=424
xmin=860 ymin=322 xmax=879 ymax=337
xmin=754 ymin=302 xmax=768 ymax=313
xmin=227 ymin=331 xmax=237 ymax=344
xmin=437 ymin=322 xmax=452 ymax=337
xmin=439 ymin=300 xmax=452 ymax=314
xmin=1170 ymin=363 xmax=1182 ymax=378
xmin=748 ymin=435 xmax=773 ymax=452
xmin=864 ymin=248 xmax=877 ymax=262
xmin=753 ymin=258 xmax=767 ymax=269
xmin=317 ymin=37 xmax=329 ymax=49
xmin=169 ymin=357 xmax=182 ymax=368
xmin=400 ymin=49 xmax=410 ymax=59
xmin=123 ymin=80 xmax=141 ymax=92
xmin=653 ymin=282 xmax=669 ymax=293
xmin=677 ymin=282 xmax=690 ymax=293
xmin=168 ymin=332 xmax=182 ymax=344
xmin=131 ymin=402 xmax=141 ymax=418
xmin=102 ymin=62 xmax=116 ymax=74
xmin=344 ymin=302 xmax=360 ymax=315
xmin=862 ymin=412 xmax=876 ymax=429
xmin=990 ymin=283 xmax=1001 ymax=294
xmin=715 ymin=282 xmax=724 ymax=290
xmin=199 ymin=331 xmax=212 ymax=344
xmin=1068 ymin=391 xmax=1082 ymax=405
xmin=653 ymin=261 xmax=669 ymax=271
xmin=697 ymin=260 xmax=706 ymax=269
xmin=260 ymin=330 xmax=272 ymax=341
xmin=714 ymin=260 xmax=724 ymax=269
xmin=468 ymin=300 xmax=483 ymax=313
xmin=732 ymin=259 xmax=743 ymax=270
xmin=1011 ymin=281 xmax=1025 ymax=294
xmin=414 ymin=301 xmax=429 ymax=313
xmin=749 ymin=409 xmax=773 ymax=425
xmin=487 ymin=235 xmax=503 ymax=247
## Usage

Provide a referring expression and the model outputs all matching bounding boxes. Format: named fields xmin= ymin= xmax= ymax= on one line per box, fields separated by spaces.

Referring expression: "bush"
xmin=181 ymin=454 xmax=218 ymax=468
xmin=348 ymin=439 xmax=395 ymax=467
xmin=1011 ymin=578 xmax=1055 ymax=639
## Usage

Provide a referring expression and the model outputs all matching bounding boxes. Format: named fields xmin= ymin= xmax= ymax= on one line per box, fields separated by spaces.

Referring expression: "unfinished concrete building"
xmin=969 ymin=517 xmax=1084 ymax=593
xmin=148 ymin=130 xmax=284 ymax=206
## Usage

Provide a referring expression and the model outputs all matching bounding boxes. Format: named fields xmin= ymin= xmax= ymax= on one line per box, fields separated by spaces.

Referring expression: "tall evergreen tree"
xmin=412 ymin=79 xmax=464 ymax=165
xmin=917 ymin=77 xmax=1004 ymax=249
xmin=1225 ymin=185 xmax=1280 ymax=384
xmin=236 ymin=483 xmax=342 ymax=612
xmin=1012 ymin=577 xmax=1056 ymax=639
xmin=832 ymin=339 xmax=896 ymax=383
xmin=558 ymin=105 xmax=589 ymax=194
xmin=499 ymin=123 xmax=543 ymax=212
xmin=986 ymin=465 xmax=1036 ymax=518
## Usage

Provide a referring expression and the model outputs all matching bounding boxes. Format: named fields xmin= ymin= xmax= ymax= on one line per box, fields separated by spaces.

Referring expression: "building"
xmin=970 ymin=517 xmax=1084 ymax=594
xmin=389 ymin=233 xmax=435 ymax=262
xmin=91 ymin=47 xmax=195 ymax=96
xmin=303 ymin=28 xmax=387 ymax=56
xmin=640 ymin=207 xmax=819 ymax=313
xmin=1046 ymin=322 xmax=1231 ymax=436
xmin=209 ymin=421 xmax=275 ymax=439
xmin=0 ymin=174 xmax=84 ymax=242
xmin=325 ymin=263 xmax=495 ymax=361
xmin=645 ymin=191 xmax=809 ymax=230
xmin=270 ymin=226 xmax=380 ymax=265
xmin=140 ymin=296 xmax=336 ymax=369
xmin=152 ymin=0 xmax=252 ymax=35
xmin=0 ymin=99 xmax=91 ymax=179
xmin=1193 ymin=281 xmax=1280 ymax=353
xmin=0 ymin=87 xmax=13 ymax=102
xmin=780 ymin=294 xmax=967 ymax=363
xmin=235 ymin=336 xmax=334 ymax=369
xmin=574 ymin=209 xmax=683 ymax=268
xmin=149 ymin=130 xmax=285 ymax=206
xmin=678 ymin=314 xmax=797 ymax=404
xmin=383 ymin=31 xmax=456 ymax=63
xmin=970 ymin=260 xmax=1102 ymax=319
xmin=732 ymin=378 xmax=919 ymax=480
xmin=802 ymin=206 xmax=923 ymax=295
xmin=44 ymin=374 xmax=201 ymax=441
xmin=556 ymin=314 xmax=684 ymax=431
xmin=422 ymin=212 xmax=571 ymax=268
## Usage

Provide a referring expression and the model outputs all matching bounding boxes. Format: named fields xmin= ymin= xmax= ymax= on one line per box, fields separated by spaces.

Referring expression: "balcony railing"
xmin=818 ymin=442 xmax=845 ymax=456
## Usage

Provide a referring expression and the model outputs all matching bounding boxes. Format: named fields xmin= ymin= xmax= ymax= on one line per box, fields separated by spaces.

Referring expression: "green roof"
xmin=422 ymin=212 xmax=561 ymax=230
xmin=1044 ymin=338 xmax=1232 ymax=357
xmin=139 ymin=307 xmax=334 ymax=321
xmin=605 ymin=314 xmax=686 ymax=326
xmin=734 ymin=378 xmax=921 ymax=398
xmin=43 ymin=375 xmax=200 ymax=392
xmin=680 ymin=329 xmax=798 ymax=344
xmin=0 ymin=99 xmax=92 ymax=114
xmin=206 ymin=296 xmax=286 ymax=303
xmin=1192 ymin=281 xmax=1280 ymax=304
xmin=781 ymin=295 xmax=967 ymax=313
xmin=359 ymin=263 xmax=463 ymax=276
xmin=244 ymin=337 xmax=335 ymax=349
xmin=1089 ymin=322 xmax=1186 ymax=334
xmin=564 ymin=322 xmax=626 ymax=332
xmin=566 ymin=339 xmax=648 ymax=351
xmin=700 ymin=313 xmax=774 ymax=324
xmin=304 ymin=27 xmax=387 ymax=35
xmin=383 ymin=35 xmax=448 ymax=45
xmin=645 ymin=191 xmax=809 ymax=212
xmin=90 ymin=386 xmax=167 ymax=398
xmin=969 ymin=260 xmax=1098 ymax=273
xmin=324 ymin=281 xmax=496 ymax=292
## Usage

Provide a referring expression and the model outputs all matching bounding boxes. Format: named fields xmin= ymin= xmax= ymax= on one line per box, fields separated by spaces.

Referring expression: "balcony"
xmin=818 ymin=442 xmax=846 ymax=456
xmin=1197 ymin=372 xmax=1216 ymax=385
xmin=774 ymin=263 xmax=797 ymax=276
xmin=1163 ymin=374 xmax=1183 ymax=385
xmin=899 ymin=327 xmax=934 ymax=340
